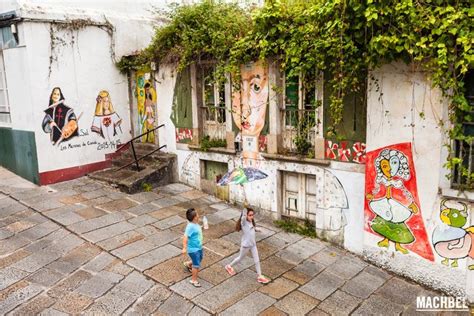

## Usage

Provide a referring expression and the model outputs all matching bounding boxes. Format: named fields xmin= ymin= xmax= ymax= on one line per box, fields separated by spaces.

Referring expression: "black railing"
xmin=115 ymin=124 xmax=166 ymax=171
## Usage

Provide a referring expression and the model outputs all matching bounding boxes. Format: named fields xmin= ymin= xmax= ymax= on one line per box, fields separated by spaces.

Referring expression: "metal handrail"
xmin=115 ymin=124 xmax=166 ymax=172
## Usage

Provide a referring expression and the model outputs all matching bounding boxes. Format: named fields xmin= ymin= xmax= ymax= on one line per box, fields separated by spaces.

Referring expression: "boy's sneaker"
xmin=189 ymin=279 xmax=202 ymax=288
xmin=225 ymin=265 xmax=236 ymax=276
xmin=257 ymin=275 xmax=270 ymax=284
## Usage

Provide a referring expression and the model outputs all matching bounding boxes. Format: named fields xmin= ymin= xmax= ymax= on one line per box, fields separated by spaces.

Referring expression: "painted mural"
xmin=325 ymin=140 xmax=366 ymax=164
xmin=171 ymin=67 xmax=193 ymax=144
xmin=42 ymin=87 xmax=79 ymax=146
xmin=364 ymin=142 xmax=434 ymax=261
xmin=432 ymin=199 xmax=474 ymax=269
xmin=91 ymin=90 xmax=122 ymax=141
xmin=136 ymin=72 xmax=156 ymax=143
xmin=232 ymin=61 xmax=269 ymax=166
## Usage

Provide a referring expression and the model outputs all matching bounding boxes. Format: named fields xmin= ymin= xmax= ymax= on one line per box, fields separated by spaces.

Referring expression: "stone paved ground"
xmin=0 ymin=167 xmax=470 ymax=315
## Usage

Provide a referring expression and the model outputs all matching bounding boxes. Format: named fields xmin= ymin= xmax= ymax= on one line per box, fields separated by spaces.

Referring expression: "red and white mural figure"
xmin=364 ymin=142 xmax=434 ymax=261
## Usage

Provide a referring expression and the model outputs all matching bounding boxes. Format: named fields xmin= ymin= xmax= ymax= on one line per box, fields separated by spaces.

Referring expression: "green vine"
xmin=118 ymin=0 xmax=473 ymax=187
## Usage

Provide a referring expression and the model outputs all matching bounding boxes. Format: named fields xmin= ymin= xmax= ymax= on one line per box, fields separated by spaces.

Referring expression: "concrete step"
xmin=89 ymin=144 xmax=177 ymax=193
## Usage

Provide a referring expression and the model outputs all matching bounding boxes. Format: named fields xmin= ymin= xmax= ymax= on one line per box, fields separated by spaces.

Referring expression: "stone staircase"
xmin=88 ymin=142 xmax=177 ymax=194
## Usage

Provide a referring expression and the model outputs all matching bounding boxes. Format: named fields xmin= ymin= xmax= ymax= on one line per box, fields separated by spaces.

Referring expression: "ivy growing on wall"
xmin=118 ymin=0 xmax=473 ymax=186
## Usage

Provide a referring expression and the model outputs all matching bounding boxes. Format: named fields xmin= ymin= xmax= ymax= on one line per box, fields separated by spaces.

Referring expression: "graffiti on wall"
xmin=176 ymin=128 xmax=193 ymax=143
xmin=232 ymin=61 xmax=269 ymax=166
xmin=364 ymin=143 xmax=434 ymax=261
xmin=325 ymin=140 xmax=366 ymax=164
xmin=432 ymin=199 xmax=474 ymax=269
xmin=91 ymin=90 xmax=122 ymax=141
xmin=171 ymin=67 xmax=193 ymax=144
xmin=42 ymin=87 xmax=79 ymax=146
xmin=136 ymin=72 xmax=156 ymax=143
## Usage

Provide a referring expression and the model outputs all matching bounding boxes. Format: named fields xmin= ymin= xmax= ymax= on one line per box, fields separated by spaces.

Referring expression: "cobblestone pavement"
xmin=0 ymin=167 xmax=469 ymax=315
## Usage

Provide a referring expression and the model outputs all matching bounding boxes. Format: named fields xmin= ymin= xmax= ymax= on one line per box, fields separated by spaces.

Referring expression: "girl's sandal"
xmin=189 ymin=280 xmax=202 ymax=288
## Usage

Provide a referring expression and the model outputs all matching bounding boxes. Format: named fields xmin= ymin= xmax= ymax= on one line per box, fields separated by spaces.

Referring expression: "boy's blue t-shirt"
xmin=185 ymin=222 xmax=202 ymax=253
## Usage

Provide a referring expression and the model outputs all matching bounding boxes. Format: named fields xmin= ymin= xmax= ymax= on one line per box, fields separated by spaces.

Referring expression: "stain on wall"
xmin=364 ymin=142 xmax=434 ymax=261
xmin=42 ymin=87 xmax=79 ymax=146
xmin=432 ymin=199 xmax=474 ymax=269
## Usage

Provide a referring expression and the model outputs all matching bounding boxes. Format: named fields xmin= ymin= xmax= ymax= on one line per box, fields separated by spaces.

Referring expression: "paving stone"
xmin=282 ymin=269 xmax=313 ymax=285
xmin=125 ymin=284 xmax=172 ymax=315
xmin=209 ymin=203 xmax=230 ymax=210
xmin=188 ymin=305 xmax=211 ymax=316
xmin=25 ymin=198 xmax=64 ymax=213
xmin=145 ymin=256 xmax=192 ymax=286
xmin=294 ymin=259 xmax=326 ymax=277
xmin=274 ymin=290 xmax=320 ymax=316
xmin=263 ymin=234 xmax=298 ymax=250
xmin=192 ymin=269 xmax=262 ymax=314
xmin=259 ymin=306 xmax=288 ymax=316
xmin=47 ymin=270 xmax=93 ymax=299
xmin=204 ymin=238 xmax=240 ymax=257
xmin=153 ymin=215 xmax=187 ymax=230
xmin=128 ymin=192 xmax=164 ymax=204
xmin=145 ymin=230 xmax=181 ymax=247
xmin=26 ymin=268 xmax=64 ymax=287
xmin=24 ymin=229 xmax=69 ymax=253
xmin=105 ymin=259 xmax=134 ymax=276
xmin=74 ymin=206 xmax=107 ymax=219
xmin=310 ymin=246 xmax=344 ymax=266
xmin=5 ymin=220 xmax=37 ymax=234
xmin=376 ymin=277 xmax=423 ymax=306
xmin=170 ymin=276 xmax=213 ymax=299
xmin=53 ymin=292 xmax=93 ymax=314
xmin=11 ymin=250 xmax=62 ymax=273
xmin=85 ymin=287 xmax=140 ymax=314
xmin=128 ymin=214 xmax=157 ymax=226
xmin=45 ymin=233 xmax=84 ymax=255
xmin=18 ymin=221 xmax=59 ymax=241
xmin=58 ymin=194 xmax=87 ymax=204
xmin=81 ymin=196 xmax=113 ymax=207
xmin=9 ymin=294 xmax=56 ymax=316
xmin=306 ymin=308 xmax=330 ymax=316
xmin=151 ymin=197 xmax=181 ymax=209
xmin=341 ymin=270 xmax=388 ymax=299
xmin=199 ymin=262 xmax=233 ymax=285
xmin=258 ymin=277 xmax=299 ymax=299
xmin=125 ymin=202 xmax=160 ymax=216
xmin=352 ymin=294 xmax=405 ymax=316
xmin=363 ymin=265 xmax=392 ymax=281
xmin=96 ymin=230 xmax=145 ymax=251
xmin=0 ymin=267 xmax=30 ymax=290
xmin=276 ymin=239 xmax=325 ymax=265
xmin=318 ymin=290 xmax=362 ymax=315
xmin=205 ymin=220 xmax=238 ymax=241
xmin=68 ymin=212 xmax=128 ymax=234
xmin=82 ymin=252 xmax=116 ymax=272
xmin=80 ymin=189 xmax=107 ymax=199
xmin=324 ymin=254 xmax=367 ymax=280
xmin=221 ymin=291 xmax=276 ymax=316
xmin=46 ymin=243 xmax=101 ymax=274
xmin=112 ymin=239 xmax=157 ymax=260
xmin=0 ymin=282 xmax=44 ymax=314
xmin=0 ymin=249 xmax=30 ymax=270
xmin=44 ymin=205 xmax=87 ymax=225
xmin=134 ymin=225 xmax=159 ymax=236
xmin=255 ymin=241 xmax=280 ymax=260
xmin=115 ymin=271 xmax=155 ymax=295
xmin=300 ymin=270 xmax=345 ymax=301
xmin=178 ymin=189 xmax=208 ymax=200
xmin=98 ymin=198 xmax=138 ymax=211
xmin=75 ymin=274 xmax=117 ymax=298
xmin=82 ymin=221 xmax=136 ymax=243
xmin=148 ymin=205 xmax=183 ymax=220
xmin=0 ymin=235 xmax=30 ymax=255
xmin=157 ymin=293 xmax=194 ymax=315
xmin=207 ymin=208 xmax=241 ymax=224
xmin=256 ymin=255 xmax=295 ymax=279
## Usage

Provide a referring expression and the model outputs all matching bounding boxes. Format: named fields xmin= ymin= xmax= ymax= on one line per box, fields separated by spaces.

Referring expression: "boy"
xmin=183 ymin=208 xmax=203 ymax=287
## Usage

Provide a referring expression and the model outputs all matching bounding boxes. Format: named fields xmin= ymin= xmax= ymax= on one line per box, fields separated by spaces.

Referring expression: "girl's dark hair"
xmin=235 ymin=208 xmax=256 ymax=232
xmin=49 ymin=87 xmax=65 ymax=105
xmin=186 ymin=208 xmax=197 ymax=222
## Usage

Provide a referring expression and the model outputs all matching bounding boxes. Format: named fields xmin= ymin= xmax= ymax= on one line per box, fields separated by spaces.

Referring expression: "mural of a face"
xmin=232 ymin=61 xmax=269 ymax=137
xmin=51 ymin=88 xmax=61 ymax=103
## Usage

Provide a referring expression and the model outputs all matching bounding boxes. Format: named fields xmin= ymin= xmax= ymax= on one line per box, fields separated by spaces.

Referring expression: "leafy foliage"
xmin=274 ymin=218 xmax=317 ymax=238
xmin=200 ymin=135 xmax=227 ymax=151
xmin=118 ymin=0 xmax=473 ymax=187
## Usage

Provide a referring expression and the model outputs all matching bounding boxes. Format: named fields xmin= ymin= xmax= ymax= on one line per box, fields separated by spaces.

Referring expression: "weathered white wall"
xmin=365 ymin=62 xmax=468 ymax=297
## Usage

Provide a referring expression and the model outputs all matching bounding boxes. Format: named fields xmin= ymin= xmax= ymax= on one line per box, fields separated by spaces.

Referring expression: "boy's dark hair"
xmin=186 ymin=208 xmax=197 ymax=222
xmin=236 ymin=207 xmax=256 ymax=232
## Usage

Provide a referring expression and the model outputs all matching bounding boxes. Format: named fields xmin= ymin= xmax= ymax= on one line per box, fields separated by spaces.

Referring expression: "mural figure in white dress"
xmin=91 ymin=90 xmax=122 ymax=141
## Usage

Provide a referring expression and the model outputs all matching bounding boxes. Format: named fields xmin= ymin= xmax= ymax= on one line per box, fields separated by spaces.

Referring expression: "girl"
xmin=225 ymin=207 xmax=270 ymax=284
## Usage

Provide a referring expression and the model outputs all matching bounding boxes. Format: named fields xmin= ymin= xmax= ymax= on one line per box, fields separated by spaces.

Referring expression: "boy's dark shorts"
xmin=188 ymin=249 xmax=203 ymax=269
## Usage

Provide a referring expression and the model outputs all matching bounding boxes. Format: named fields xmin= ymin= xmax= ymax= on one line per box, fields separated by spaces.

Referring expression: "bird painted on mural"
xmin=432 ymin=199 xmax=474 ymax=269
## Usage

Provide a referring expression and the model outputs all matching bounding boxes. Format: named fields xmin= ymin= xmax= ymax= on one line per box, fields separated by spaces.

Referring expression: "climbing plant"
xmin=118 ymin=0 xmax=473 ymax=186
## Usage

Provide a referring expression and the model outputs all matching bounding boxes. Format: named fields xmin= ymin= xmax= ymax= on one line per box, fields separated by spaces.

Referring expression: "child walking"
xmin=182 ymin=208 xmax=203 ymax=287
xmin=225 ymin=207 xmax=270 ymax=284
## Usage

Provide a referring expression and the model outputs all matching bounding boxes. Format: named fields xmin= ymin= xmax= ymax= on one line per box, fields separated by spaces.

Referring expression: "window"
xmin=0 ymin=25 xmax=18 ymax=49
xmin=283 ymin=172 xmax=316 ymax=221
xmin=281 ymin=72 xmax=318 ymax=153
xmin=323 ymin=71 xmax=367 ymax=163
xmin=0 ymin=52 xmax=10 ymax=125
xmin=452 ymin=70 xmax=474 ymax=189
xmin=200 ymin=65 xmax=226 ymax=141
